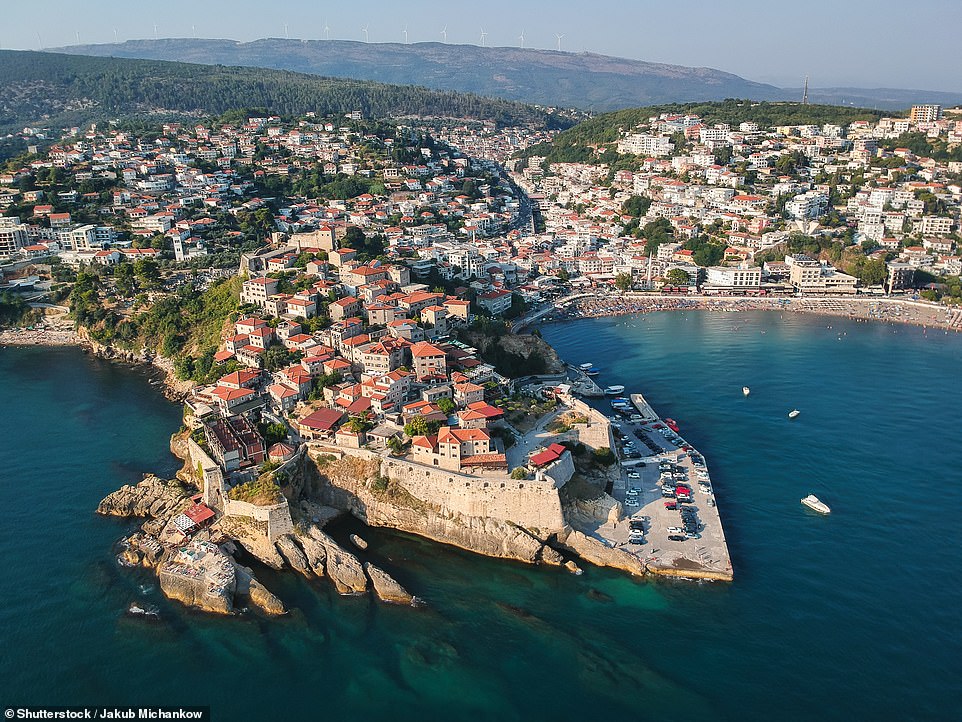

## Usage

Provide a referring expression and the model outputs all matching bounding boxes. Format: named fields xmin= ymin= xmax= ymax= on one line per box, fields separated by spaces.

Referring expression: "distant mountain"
xmin=55 ymin=38 xmax=782 ymax=111
xmin=53 ymin=38 xmax=962 ymax=112
xmin=0 ymin=49 xmax=563 ymax=137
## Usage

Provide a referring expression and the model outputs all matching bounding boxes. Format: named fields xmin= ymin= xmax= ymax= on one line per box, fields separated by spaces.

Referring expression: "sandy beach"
xmin=0 ymin=325 xmax=82 ymax=347
xmin=551 ymin=294 xmax=962 ymax=333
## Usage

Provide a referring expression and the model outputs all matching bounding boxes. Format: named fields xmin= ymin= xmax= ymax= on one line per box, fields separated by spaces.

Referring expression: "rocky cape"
xmin=97 ymin=439 xmax=418 ymax=615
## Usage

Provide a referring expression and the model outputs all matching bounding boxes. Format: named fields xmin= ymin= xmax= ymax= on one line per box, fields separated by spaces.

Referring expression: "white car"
xmin=625 ymin=498 xmax=640 ymax=507
xmin=667 ymin=526 xmax=684 ymax=534
xmin=627 ymin=471 xmax=640 ymax=479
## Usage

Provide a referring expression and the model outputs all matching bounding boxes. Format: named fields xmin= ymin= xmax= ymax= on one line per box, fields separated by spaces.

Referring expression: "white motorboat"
xmin=579 ymin=363 xmax=594 ymax=371
xmin=604 ymin=385 xmax=626 ymax=396
xmin=801 ymin=494 xmax=830 ymax=514
xmin=788 ymin=409 xmax=800 ymax=419
xmin=743 ymin=386 xmax=750 ymax=396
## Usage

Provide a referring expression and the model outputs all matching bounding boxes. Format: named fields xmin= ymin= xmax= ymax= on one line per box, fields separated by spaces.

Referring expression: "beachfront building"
xmin=786 ymin=254 xmax=857 ymax=294
xmin=886 ymin=262 xmax=916 ymax=293
xmin=703 ymin=266 xmax=762 ymax=293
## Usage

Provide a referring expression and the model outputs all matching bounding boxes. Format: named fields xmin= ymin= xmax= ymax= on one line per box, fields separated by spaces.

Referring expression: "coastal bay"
xmin=2 ymin=310 xmax=962 ymax=720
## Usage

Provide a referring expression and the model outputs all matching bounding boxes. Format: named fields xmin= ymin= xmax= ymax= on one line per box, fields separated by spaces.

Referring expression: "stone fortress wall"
xmin=311 ymin=445 xmax=569 ymax=532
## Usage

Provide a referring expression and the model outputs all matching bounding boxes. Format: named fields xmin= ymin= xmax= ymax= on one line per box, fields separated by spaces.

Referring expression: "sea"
xmin=1 ymin=310 xmax=960 ymax=721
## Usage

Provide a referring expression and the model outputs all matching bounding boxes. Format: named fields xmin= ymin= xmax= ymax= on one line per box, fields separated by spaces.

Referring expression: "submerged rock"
xmin=364 ymin=562 xmax=413 ymax=605
xmin=350 ymin=533 xmax=369 ymax=551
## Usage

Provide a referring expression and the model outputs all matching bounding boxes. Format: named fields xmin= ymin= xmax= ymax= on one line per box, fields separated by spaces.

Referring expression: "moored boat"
xmin=665 ymin=418 xmax=680 ymax=432
xmin=579 ymin=363 xmax=594 ymax=371
xmin=604 ymin=384 xmax=626 ymax=396
xmin=801 ymin=494 xmax=830 ymax=514
xmin=585 ymin=367 xmax=600 ymax=376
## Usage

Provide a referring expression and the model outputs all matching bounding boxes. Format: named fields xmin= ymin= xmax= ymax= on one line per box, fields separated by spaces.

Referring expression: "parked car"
xmin=667 ymin=526 xmax=684 ymax=534
xmin=668 ymin=534 xmax=687 ymax=542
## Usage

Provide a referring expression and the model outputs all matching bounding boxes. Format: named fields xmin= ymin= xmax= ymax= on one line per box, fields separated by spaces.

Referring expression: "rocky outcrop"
xmin=308 ymin=528 xmax=368 ymax=594
xmin=555 ymin=526 xmax=646 ymax=576
xmin=158 ymin=545 xmax=236 ymax=616
xmin=97 ymin=475 xmax=191 ymax=521
xmin=350 ymin=534 xmax=368 ymax=550
xmin=276 ymin=535 xmax=312 ymax=577
xmin=296 ymin=535 xmax=327 ymax=577
xmin=232 ymin=560 xmax=286 ymax=615
xmin=364 ymin=562 xmax=413 ymax=605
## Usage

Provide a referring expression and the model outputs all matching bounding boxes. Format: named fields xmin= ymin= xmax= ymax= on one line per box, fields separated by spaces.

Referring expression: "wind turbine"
xmin=284 ymin=23 xmax=289 ymax=40
xmin=75 ymin=30 xmax=81 ymax=45
xmin=556 ymin=33 xmax=564 ymax=51
xmin=402 ymin=25 xmax=408 ymax=44
xmin=479 ymin=27 xmax=487 ymax=47
xmin=153 ymin=23 xmax=158 ymax=41
xmin=192 ymin=25 xmax=196 ymax=39
xmin=324 ymin=20 xmax=330 ymax=40
xmin=113 ymin=28 xmax=118 ymax=43
xmin=361 ymin=25 xmax=369 ymax=43
xmin=440 ymin=26 xmax=447 ymax=43
xmin=36 ymin=32 xmax=43 ymax=50
xmin=518 ymin=30 xmax=525 ymax=49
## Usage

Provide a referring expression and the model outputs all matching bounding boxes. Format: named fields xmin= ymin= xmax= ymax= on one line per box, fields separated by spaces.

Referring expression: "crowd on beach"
xmin=0 ymin=325 xmax=79 ymax=347
xmin=551 ymin=294 xmax=962 ymax=332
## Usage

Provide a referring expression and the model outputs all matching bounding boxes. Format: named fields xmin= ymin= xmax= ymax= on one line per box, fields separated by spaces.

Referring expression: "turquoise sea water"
xmin=1 ymin=312 xmax=961 ymax=721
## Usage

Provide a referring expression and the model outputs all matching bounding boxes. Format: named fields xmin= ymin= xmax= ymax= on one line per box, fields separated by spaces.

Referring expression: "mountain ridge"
xmin=52 ymin=38 xmax=962 ymax=111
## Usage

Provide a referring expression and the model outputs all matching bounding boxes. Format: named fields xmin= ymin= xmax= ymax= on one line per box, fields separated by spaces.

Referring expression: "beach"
xmin=548 ymin=294 xmax=962 ymax=332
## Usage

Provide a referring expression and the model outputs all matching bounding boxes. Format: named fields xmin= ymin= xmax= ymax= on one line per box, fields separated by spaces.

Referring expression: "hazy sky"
xmin=4 ymin=0 xmax=961 ymax=92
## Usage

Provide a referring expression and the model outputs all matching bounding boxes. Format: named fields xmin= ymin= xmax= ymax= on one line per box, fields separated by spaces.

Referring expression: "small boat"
xmin=665 ymin=418 xmax=680 ymax=432
xmin=579 ymin=363 xmax=594 ymax=371
xmin=743 ymin=386 xmax=750 ymax=396
xmin=604 ymin=385 xmax=626 ymax=396
xmin=801 ymin=494 xmax=830 ymax=514
xmin=585 ymin=367 xmax=600 ymax=377
xmin=788 ymin=409 xmax=800 ymax=419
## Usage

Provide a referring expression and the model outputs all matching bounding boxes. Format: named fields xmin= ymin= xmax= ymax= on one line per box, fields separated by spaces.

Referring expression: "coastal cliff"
xmin=292 ymin=449 xmax=566 ymax=566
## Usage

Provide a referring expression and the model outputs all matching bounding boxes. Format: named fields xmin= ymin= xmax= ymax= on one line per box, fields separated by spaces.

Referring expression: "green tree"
xmin=437 ymin=396 xmax=456 ymax=415
xmin=614 ymin=272 xmax=633 ymax=291
xmin=666 ymin=268 xmax=690 ymax=285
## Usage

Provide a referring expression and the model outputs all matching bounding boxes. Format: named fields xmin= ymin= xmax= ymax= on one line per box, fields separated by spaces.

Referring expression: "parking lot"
xmin=600 ymin=418 xmax=733 ymax=580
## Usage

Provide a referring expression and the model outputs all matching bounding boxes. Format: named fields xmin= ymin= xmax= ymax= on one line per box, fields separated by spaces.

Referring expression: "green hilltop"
xmin=0 ymin=49 xmax=568 ymax=138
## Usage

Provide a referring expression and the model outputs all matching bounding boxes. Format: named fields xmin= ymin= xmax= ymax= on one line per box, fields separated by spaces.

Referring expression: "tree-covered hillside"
xmin=0 ymin=50 xmax=567 ymax=136
xmin=518 ymin=100 xmax=892 ymax=163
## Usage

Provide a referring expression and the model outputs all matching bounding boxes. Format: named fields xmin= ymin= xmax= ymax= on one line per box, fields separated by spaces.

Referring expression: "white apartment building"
xmin=786 ymin=191 xmax=829 ymax=220
xmin=917 ymin=216 xmax=954 ymax=236
xmin=617 ymin=133 xmax=674 ymax=157
xmin=0 ymin=217 xmax=28 ymax=257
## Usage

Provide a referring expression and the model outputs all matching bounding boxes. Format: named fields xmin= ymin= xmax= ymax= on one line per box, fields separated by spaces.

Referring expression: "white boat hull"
xmin=801 ymin=495 xmax=830 ymax=514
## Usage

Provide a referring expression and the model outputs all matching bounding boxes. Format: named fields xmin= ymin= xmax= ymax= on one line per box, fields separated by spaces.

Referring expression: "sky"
xmin=3 ymin=0 xmax=961 ymax=92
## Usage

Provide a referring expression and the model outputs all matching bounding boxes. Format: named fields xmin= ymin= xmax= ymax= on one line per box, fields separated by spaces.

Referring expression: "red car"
xmin=664 ymin=500 xmax=677 ymax=510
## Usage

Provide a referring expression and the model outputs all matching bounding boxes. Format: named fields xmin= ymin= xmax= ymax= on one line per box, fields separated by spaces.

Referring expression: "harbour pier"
xmin=583 ymin=393 xmax=734 ymax=581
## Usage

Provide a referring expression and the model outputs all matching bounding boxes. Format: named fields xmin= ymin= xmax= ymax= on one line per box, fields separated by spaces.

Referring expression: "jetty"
xmin=567 ymin=364 xmax=604 ymax=397
xmin=588 ymin=394 xmax=734 ymax=581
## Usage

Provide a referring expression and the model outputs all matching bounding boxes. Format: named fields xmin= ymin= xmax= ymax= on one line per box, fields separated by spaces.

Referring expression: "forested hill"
xmin=56 ymin=38 xmax=782 ymax=112
xmin=518 ymin=100 xmax=891 ymax=164
xmin=0 ymin=50 xmax=567 ymax=135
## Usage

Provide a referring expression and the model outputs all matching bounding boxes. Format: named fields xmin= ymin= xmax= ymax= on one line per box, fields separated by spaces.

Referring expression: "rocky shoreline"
xmin=97 ymin=434 xmax=422 ymax=616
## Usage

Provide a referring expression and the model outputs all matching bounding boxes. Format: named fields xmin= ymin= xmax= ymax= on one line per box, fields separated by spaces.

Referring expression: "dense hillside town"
xmin=1 ymin=102 xmax=961 ymax=492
